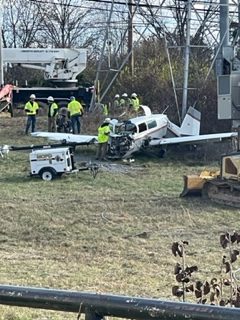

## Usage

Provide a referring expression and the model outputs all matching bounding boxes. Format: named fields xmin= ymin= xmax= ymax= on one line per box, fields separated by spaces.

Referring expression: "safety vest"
xmin=24 ymin=101 xmax=39 ymax=115
xmin=120 ymin=98 xmax=125 ymax=107
xmin=48 ymin=102 xmax=58 ymax=118
xmin=131 ymin=97 xmax=140 ymax=111
xmin=103 ymin=104 xmax=108 ymax=116
xmin=113 ymin=99 xmax=120 ymax=108
xmin=120 ymin=97 xmax=131 ymax=108
xmin=67 ymin=100 xmax=83 ymax=116
xmin=98 ymin=125 xmax=110 ymax=143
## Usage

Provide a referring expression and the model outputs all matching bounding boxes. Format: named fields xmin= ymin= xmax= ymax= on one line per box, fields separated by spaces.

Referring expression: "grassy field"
xmin=0 ymin=114 xmax=239 ymax=320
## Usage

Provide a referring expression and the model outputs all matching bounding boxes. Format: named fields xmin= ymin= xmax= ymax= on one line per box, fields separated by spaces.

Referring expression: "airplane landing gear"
xmin=159 ymin=149 xmax=166 ymax=158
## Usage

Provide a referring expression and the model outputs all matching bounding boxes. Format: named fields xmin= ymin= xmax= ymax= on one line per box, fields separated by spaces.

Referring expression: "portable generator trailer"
xmin=31 ymin=147 xmax=80 ymax=181
xmin=1 ymin=143 xmax=99 ymax=181
xmin=30 ymin=147 xmax=99 ymax=181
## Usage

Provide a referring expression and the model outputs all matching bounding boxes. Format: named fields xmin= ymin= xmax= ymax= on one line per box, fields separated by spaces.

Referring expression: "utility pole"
xmin=128 ymin=0 xmax=134 ymax=78
xmin=238 ymin=0 xmax=240 ymax=44
xmin=89 ymin=0 xmax=115 ymax=111
xmin=181 ymin=0 xmax=191 ymax=121
xmin=220 ymin=0 xmax=230 ymax=59
xmin=0 ymin=0 xmax=4 ymax=86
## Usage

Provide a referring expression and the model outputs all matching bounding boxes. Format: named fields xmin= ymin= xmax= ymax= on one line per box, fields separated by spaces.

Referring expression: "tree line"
xmin=2 ymin=0 xmax=233 ymax=133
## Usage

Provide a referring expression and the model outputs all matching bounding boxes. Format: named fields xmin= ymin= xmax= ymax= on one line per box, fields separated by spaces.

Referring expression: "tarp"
xmin=0 ymin=84 xmax=14 ymax=102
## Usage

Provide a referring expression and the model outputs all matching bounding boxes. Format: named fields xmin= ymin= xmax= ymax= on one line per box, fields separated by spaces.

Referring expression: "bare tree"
xmin=2 ymin=0 xmax=111 ymax=52
xmin=34 ymin=0 xmax=103 ymax=49
xmin=136 ymin=0 xmax=219 ymax=46
xmin=3 ymin=0 xmax=43 ymax=47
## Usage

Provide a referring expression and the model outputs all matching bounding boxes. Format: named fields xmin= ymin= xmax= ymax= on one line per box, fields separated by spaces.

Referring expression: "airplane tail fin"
xmin=140 ymin=105 xmax=152 ymax=116
xmin=180 ymin=107 xmax=201 ymax=136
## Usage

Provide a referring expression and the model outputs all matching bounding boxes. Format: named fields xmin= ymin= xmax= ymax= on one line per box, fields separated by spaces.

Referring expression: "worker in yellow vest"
xmin=102 ymin=104 xmax=108 ymax=116
xmin=130 ymin=93 xmax=140 ymax=112
xmin=67 ymin=96 xmax=84 ymax=134
xmin=120 ymin=93 xmax=131 ymax=110
xmin=96 ymin=118 xmax=111 ymax=161
xmin=24 ymin=94 xmax=39 ymax=134
xmin=113 ymin=94 xmax=120 ymax=109
xmin=47 ymin=96 xmax=58 ymax=132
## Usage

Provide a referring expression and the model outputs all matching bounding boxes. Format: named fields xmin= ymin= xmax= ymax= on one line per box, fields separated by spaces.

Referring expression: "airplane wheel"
xmin=39 ymin=168 xmax=57 ymax=181
xmin=159 ymin=149 xmax=166 ymax=158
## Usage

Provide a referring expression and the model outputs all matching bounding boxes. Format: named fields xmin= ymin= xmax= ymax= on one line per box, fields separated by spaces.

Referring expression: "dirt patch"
xmin=99 ymin=162 xmax=146 ymax=174
xmin=75 ymin=153 xmax=146 ymax=175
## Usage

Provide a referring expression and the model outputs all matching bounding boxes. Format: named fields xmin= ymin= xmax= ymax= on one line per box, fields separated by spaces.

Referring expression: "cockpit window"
xmin=147 ymin=120 xmax=157 ymax=129
xmin=138 ymin=122 xmax=147 ymax=133
xmin=113 ymin=123 xmax=123 ymax=134
xmin=114 ymin=121 xmax=137 ymax=134
xmin=125 ymin=122 xmax=137 ymax=133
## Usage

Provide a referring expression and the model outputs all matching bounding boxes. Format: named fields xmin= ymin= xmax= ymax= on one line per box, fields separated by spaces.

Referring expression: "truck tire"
xmin=39 ymin=168 xmax=57 ymax=181
xmin=8 ymin=103 xmax=14 ymax=117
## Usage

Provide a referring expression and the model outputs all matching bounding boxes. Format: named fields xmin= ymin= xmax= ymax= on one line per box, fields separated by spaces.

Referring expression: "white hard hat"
xmin=131 ymin=93 xmax=137 ymax=97
xmin=47 ymin=96 xmax=54 ymax=102
xmin=30 ymin=94 xmax=36 ymax=99
xmin=122 ymin=93 xmax=128 ymax=97
xmin=115 ymin=94 xmax=120 ymax=98
xmin=104 ymin=118 xmax=111 ymax=123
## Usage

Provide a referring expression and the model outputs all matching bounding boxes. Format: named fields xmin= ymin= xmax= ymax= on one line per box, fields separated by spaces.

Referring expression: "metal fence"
xmin=0 ymin=284 xmax=239 ymax=320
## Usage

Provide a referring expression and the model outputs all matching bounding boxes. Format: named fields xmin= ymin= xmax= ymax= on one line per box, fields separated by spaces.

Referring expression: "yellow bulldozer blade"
xmin=180 ymin=170 xmax=219 ymax=197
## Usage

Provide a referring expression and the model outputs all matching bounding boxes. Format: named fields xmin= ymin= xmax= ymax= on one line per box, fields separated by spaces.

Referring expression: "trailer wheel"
xmin=39 ymin=168 xmax=57 ymax=181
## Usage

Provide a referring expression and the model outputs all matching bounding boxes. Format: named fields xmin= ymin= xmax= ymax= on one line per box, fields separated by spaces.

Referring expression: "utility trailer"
xmin=29 ymin=147 xmax=98 ymax=181
xmin=1 ymin=142 xmax=99 ymax=180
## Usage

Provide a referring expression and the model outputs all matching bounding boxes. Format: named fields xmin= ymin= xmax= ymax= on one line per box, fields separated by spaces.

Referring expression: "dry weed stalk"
xmin=171 ymin=231 xmax=240 ymax=307
xmin=171 ymin=241 xmax=198 ymax=302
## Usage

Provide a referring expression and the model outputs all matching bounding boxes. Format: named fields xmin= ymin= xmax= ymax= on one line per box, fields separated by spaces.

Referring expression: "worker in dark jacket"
xmin=24 ymin=94 xmax=39 ymax=134
xmin=96 ymin=118 xmax=111 ymax=161
xmin=47 ymin=96 xmax=58 ymax=132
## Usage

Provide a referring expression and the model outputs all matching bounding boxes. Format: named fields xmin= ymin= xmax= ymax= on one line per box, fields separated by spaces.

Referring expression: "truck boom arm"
xmin=2 ymin=48 xmax=87 ymax=81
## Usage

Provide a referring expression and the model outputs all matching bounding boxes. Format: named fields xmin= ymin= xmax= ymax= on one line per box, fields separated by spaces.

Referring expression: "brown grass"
xmin=0 ymin=113 xmax=239 ymax=320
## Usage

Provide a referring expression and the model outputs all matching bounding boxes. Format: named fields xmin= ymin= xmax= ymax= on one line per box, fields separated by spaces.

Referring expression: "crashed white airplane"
xmin=31 ymin=106 xmax=237 ymax=159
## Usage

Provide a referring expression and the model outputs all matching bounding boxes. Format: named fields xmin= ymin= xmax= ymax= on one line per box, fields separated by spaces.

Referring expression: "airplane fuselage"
xmin=109 ymin=114 xmax=170 ymax=159
xmin=130 ymin=114 xmax=169 ymax=140
xmin=31 ymin=105 xmax=235 ymax=160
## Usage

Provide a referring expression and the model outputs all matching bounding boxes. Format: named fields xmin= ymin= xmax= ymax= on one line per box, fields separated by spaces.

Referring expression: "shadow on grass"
xmin=0 ymin=176 xmax=32 ymax=184
xmin=132 ymin=148 xmax=217 ymax=166
xmin=180 ymin=193 xmax=240 ymax=211
xmin=0 ymin=175 xmax=52 ymax=184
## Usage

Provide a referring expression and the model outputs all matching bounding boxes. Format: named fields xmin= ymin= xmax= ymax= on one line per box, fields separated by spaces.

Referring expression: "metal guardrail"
xmin=0 ymin=285 xmax=240 ymax=319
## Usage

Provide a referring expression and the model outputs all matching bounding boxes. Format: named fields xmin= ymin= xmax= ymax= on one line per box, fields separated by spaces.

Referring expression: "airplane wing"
xmin=149 ymin=132 xmax=238 ymax=146
xmin=31 ymin=132 xmax=98 ymax=144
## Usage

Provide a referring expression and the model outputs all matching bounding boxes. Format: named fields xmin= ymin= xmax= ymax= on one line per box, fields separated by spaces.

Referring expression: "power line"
xmin=28 ymin=0 xmax=161 ymax=9
xmin=28 ymin=0 xmax=239 ymax=16
xmin=27 ymin=0 xmax=129 ymax=14
xmin=18 ymin=0 xmax=240 ymax=36
xmin=29 ymin=0 xmax=237 ymax=10
xmin=26 ymin=0 xmax=239 ymax=20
